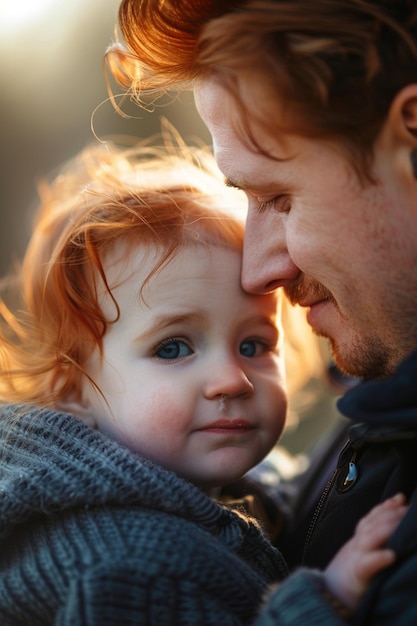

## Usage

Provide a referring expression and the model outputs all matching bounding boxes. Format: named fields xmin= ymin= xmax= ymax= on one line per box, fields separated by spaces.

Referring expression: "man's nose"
xmin=242 ymin=210 xmax=300 ymax=294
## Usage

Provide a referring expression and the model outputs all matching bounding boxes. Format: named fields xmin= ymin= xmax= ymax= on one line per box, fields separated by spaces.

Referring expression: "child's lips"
xmin=198 ymin=418 xmax=254 ymax=433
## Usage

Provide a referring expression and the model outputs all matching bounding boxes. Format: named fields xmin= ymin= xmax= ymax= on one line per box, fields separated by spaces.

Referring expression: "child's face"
xmin=78 ymin=242 xmax=287 ymax=490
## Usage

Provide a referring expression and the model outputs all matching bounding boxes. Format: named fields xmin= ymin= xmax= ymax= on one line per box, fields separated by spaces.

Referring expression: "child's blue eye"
xmin=156 ymin=341 xmax=193 ymax=360
xmin=240 ymin=340 xmax=259 ymax=357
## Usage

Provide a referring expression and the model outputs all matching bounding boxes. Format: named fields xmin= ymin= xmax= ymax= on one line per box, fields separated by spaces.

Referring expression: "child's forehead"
xmin=98 ymin=240 xmax=161 ymax=290
xmin=97 ymin=243 xmax=279 ymax=337
xmin=96 ymin=238 xmax=218 ymax=293
xmin=100 ymin=240 xmax=280 ymax=313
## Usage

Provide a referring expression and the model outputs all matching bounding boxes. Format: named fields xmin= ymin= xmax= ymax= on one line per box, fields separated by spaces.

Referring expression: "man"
xmin=109 ymin=1 xmax=417 ymax=622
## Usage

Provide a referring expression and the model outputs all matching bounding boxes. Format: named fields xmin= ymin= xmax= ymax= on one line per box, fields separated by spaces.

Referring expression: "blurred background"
xmin=0 ymin=0 xmax=210 ymax=274
xmin=0 ymin=0 xmax=350 ymax=481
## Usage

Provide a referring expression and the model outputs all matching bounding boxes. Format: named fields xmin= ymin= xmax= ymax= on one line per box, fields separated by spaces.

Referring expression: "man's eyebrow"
xmin=225 ymin=177 xmax=242 ymax=190
xmin=224 ymin=177 xmax=273 ymax=194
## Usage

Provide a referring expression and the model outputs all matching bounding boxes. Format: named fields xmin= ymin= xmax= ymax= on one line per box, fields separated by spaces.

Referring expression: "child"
xmin=0 ymin=137 xmax=407 ymax=625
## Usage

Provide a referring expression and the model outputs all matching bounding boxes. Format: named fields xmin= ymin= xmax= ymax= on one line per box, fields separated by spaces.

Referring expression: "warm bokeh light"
xmin=0 ymin=0 xmax=208 ymax=274
xmin=0 ymin=0 xmax=81 ymax=35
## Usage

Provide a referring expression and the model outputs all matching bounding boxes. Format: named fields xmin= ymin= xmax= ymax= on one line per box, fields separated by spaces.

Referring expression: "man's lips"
xmin=198 ymin=419 xmax=254 ymax=433
xmin=296 ymin=296 xmax=329 ymax=308
xmin=284 ymin=279 xmax=333 ymax=309
xmin=305 ymin=298 xmax=333 ymax=329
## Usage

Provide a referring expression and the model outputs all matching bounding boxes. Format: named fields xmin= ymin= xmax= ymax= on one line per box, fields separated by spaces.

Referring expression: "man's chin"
xmin=330 ymin=336 xmax=393 ymax=380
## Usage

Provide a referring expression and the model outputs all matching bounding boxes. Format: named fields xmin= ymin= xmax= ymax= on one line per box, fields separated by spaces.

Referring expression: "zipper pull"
xmin=336 ymin=449 xmax=358 ymax=493
xmin=301 ymin=438 xmax=359 ymax=564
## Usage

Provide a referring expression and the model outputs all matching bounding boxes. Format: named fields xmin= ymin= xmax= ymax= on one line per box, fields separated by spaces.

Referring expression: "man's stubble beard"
xmin=284 ymin=277 xmax=393 ymax=380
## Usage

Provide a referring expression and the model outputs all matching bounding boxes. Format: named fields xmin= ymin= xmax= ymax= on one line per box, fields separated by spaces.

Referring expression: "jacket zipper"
xmin=301 ymin=438 xmax=355 ymax=564
xmin=302 ymin=425 xmax=417 ymax=565
xmin=301 ymin=465 xmax=338 ymax=564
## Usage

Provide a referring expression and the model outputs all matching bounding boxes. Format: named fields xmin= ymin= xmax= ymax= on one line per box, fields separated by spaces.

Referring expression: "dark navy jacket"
xmin=304 ymin=349 xmax=417 ymax=625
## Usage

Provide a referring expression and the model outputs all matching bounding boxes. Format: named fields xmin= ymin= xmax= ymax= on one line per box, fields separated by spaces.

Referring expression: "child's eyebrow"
xmin=133 ymin=312 xmax=204 ymax=343
xmin=133 ymin=312 xmax=280 ymax=345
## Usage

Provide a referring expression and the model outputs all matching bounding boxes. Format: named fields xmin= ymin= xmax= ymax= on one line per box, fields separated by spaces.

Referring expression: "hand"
xmin=323 ymin=493 xmax=408 ymax=612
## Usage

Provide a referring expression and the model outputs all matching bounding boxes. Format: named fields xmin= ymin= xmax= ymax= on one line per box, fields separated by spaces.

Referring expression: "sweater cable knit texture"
xmin=0 ymin=405 xmax=346 ymax=625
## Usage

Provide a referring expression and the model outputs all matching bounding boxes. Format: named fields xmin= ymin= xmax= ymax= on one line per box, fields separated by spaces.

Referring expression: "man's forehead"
xmin=195 ymin=78 xmax=296 ymax=191
xmin=195 ymin=79 xmax=228 ymax=124
xmin=195 ymin=80 xmax=242 ymax=156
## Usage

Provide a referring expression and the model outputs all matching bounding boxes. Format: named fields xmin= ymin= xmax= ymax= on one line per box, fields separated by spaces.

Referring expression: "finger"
xmin=356 ymin=505 xmax=407 ymax=535
xmin=364 ymin=493 xmax=406 ymax=517
xmin=354 ymin=499 xmax=408 ymax=547
xmin=353 ymin=549 xmax=397 ymax=584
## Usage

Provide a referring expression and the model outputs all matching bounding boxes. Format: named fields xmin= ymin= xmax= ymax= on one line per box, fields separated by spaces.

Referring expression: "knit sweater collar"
xmin=0 ymin=404 xmax=240 ymax=540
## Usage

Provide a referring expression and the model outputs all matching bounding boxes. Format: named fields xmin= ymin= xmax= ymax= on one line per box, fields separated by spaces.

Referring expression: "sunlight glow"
xmin=0 ymin=0 xmax=83 ymax=35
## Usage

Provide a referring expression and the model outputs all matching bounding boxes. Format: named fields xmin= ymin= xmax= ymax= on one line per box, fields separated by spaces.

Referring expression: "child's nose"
xmin=204 ymin=357 xmax=254 ymax=400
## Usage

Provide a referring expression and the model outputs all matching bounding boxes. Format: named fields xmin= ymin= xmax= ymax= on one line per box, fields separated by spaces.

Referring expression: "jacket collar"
xmin=338 ymin=348 xmax=417 ymax=429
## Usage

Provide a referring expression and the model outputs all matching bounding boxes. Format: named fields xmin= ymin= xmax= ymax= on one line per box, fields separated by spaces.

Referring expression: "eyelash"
xmin=240 ymin=338 xmax=273 ymax=357
xmin=255 ymin=196 xmax=291 ymax=214
xmin=153 ymin=337 xmax=193 ymax=360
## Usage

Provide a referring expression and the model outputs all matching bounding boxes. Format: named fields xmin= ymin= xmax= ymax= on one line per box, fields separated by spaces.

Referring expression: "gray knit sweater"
xmin=0 ymin=404 xmax=345 ymax=625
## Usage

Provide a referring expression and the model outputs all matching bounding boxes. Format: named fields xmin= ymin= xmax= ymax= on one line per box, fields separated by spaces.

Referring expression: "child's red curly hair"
xmin=0 ymin=134 xmax=247 ymax=407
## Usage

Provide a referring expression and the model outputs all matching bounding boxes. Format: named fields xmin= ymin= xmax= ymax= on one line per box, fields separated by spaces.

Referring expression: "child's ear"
xmin=57 ymin=393 xmax=97 ymax=428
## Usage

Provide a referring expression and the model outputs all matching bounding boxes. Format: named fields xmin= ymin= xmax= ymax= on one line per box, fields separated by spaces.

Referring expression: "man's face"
xmin=196 ymin=78 xmax=417 ymax=378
